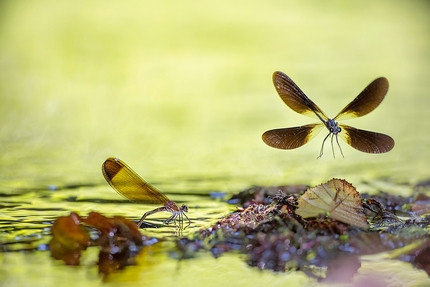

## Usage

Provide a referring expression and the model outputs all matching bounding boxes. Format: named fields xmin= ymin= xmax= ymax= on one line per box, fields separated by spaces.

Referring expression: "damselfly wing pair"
xmin=262 ymin=71 xmax=395 ymax=158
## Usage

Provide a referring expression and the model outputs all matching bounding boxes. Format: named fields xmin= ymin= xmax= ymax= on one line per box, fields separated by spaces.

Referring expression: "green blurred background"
xmin=1 ymin=0 xmax=430 ymax=192
xmin=1 ymin=1 xmax=430 ymax=285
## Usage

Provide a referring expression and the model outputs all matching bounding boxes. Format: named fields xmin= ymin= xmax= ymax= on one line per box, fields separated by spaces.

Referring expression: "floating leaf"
xmin=295 ymin=178 xmax=368 ymax=229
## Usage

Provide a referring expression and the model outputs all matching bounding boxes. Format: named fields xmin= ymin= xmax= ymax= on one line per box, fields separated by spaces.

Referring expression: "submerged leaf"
xmin=49 ymin=211 xmax=145 ymax=274
xmin=49 ymin=212 xmax=90 ymax=265
xmin=295 ymin=178 xmax=368 ymax=229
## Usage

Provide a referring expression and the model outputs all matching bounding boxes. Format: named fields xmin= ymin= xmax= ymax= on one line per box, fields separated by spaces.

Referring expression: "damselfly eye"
xmin=181 ymin=204 xmax=188 ymax=212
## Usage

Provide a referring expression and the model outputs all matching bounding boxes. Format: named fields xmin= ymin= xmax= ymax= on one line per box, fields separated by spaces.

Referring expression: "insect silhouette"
xmin=102 ymin=157 xmax=190 ymax=230
xmin=262 ymin=71 xmax=395 ymax=158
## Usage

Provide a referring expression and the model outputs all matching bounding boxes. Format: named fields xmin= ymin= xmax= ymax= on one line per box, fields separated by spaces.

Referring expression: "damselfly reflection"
xmin=262 ymin=71 xmax=395 ymax=158
xmin=102 ymin=158 xmax=190 ymax=230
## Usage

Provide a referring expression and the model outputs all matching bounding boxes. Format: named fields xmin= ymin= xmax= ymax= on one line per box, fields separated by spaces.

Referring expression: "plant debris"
xmin=175 ymin=178 xmax=430 ymax=283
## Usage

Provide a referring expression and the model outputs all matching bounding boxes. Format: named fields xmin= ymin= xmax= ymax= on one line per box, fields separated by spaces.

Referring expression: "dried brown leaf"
xmin=295 ymin=178 xmax=368 ymax=229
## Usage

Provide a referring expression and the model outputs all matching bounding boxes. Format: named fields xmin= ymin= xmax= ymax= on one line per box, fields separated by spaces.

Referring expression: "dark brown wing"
xmin=102 ymin=157 xmax=169 ymax=204
xmin=272 ymin=71 xmax=328 ymax=121
xmin=262 ymin=123 xmax=324 ymax=149
xmin=334 ymin=77 xmax=389 ymax=121
xmin=338 ymin=124 xmax=394 ymax=153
